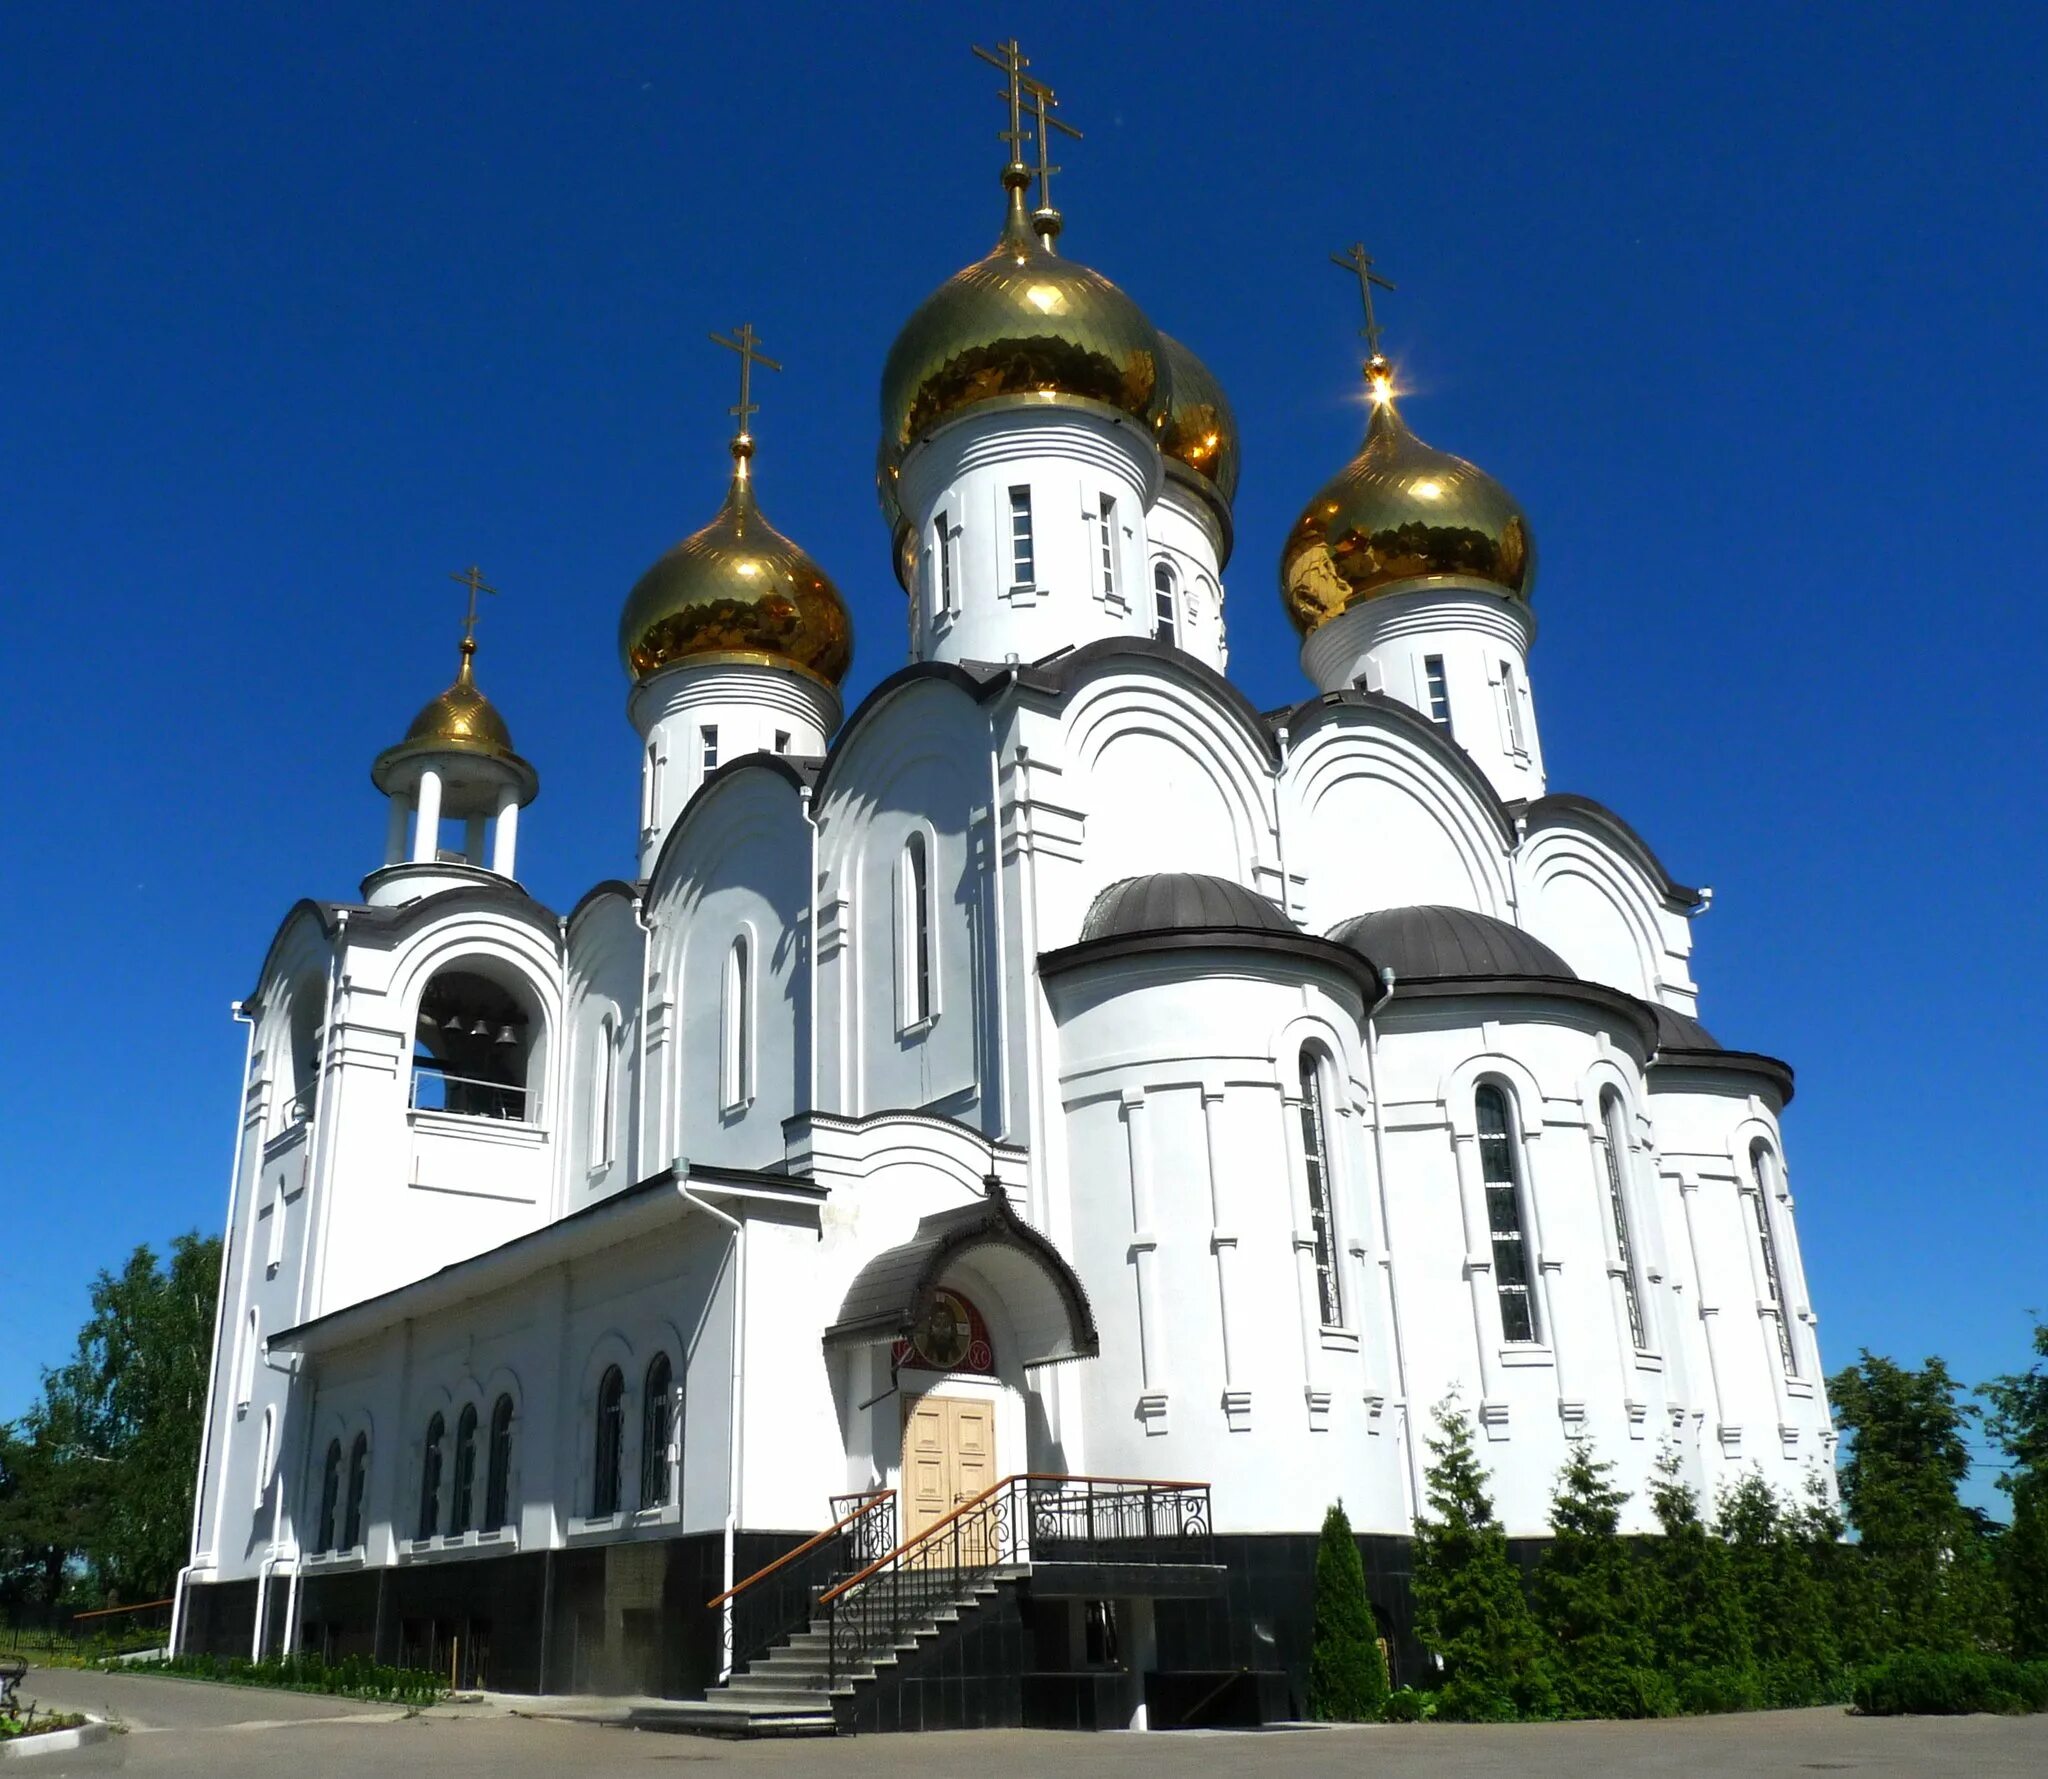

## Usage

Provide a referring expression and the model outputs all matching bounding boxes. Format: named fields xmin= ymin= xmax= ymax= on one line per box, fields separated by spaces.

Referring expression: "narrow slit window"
xmin=724 ymin=935 xmax=752 ymax=1106
xmin=237 ymin=1307 xmax=259 ymax=1406
xmin=343 ymin=1432 xmax=369 ymax=1550
xmin=1096 ymin=495 xmax=1118 ymax=595
xmin=592 ymin=1366 xmax=625 ymax=1517
xmin=643 ymin=743 xmax=661 ymax=831
xmin=773 ymin=730 xmax=790 ymax=754
xmin=700 ymin=725 xmax=719 ymax=774
xmin=449 ymin=1403 xmax=478 ymax=1535
xmin=317 ymin=1440 xmax=342 ymax=1553
xmin=933 ymin=510 xmax=954 ymax=615
xmin=1749 ymin=1144 xmax=1799 ymax=1375
xmin=417 ymin=1412 xmax=444 ymax=1539
xmin=1500 ymin=661 xmax=1526 ymax=751
xmin=904 ymin=832 xmax=933 ymax=1024
xmin=1424 ymin=655 xmax=1452 ymax=732
xmin=1009 ymin=486 xmax=1035 ymax=585
xmin=484 ymin=1394 xmax=515 ymax=1531
xmin=590 ymin=1015 xmax=615 ymax=1170
xmin=1152 ymin=563 xmax=1178 ymax=646
xmin=640 ymin=1352 xmax=675 ymax=1509
xmin=1600 ymin=1090 xmax=1648 ymax=1349
xmin=1476 ymin=1085 xmax=1539 ymax=1342
xmin=1299 ymin=1052 xmax=1343 ymax=1325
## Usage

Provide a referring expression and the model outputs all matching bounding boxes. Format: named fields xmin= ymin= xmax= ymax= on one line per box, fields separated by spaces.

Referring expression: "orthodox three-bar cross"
xmin=449 ymin=563 xmax=496 ymax=648
xmin=1021 ymin=73 xmax=1081 ymax=217
xmin=974 ymin=38 xmax=1032 ymax=171
xmin=1332 ymin=242 xmax=1396 ymax=360
xmin=710 ymin=322 xmax=782 ymax=439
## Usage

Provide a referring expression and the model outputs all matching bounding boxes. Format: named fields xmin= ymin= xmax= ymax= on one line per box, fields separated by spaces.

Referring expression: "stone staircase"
xmin=643 ymin=1571 xmax=1020 ymax=1737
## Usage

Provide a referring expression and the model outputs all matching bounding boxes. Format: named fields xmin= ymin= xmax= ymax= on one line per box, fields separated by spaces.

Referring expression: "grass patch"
xmin=2 ymin=1708 xmax=89 ymax=1742
xmin=115 ymin=1651 xmax=447 ymax=1706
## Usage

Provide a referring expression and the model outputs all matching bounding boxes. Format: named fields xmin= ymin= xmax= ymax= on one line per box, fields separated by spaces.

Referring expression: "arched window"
xmin=592 ymin=1366 xmax=625 ymax=1517
xmin=902 ymin=833 xmax=934 ymax=1026
xmin=343 ymin=1432 xmax=370 ymax=1550
xmin=255 ymin=1407 xmax=275 ymax=1508
xmin=1748 ymin=1143 xmax=1799 ymax=1375
xmin=237 ymin=1307 xmax=259 ymax=1406
xmin=641 ymin=1352 xmax=675 ymax=1509
xmin=1600 ymin=1089 xmax=1648 ymax=1349
xmin=1152 ymin=562 xmax=1178 ymax=646
xmin=484 ymin=1394 xmax=515 ymax=1530
xmin=1476 ymin=1084 xmax=1540 ymax=1343
xmin=1298 ymin=1050 xmax=1342 ymax=1325
xmin=417 ymin=1413 xmax=445 ymax=1540
xmin=316 ymin=1439 xmax=342 ymax=1553
xmin=590 ymin=1014 xmax=615 ymax=1170
xmin=449 ymin=1404 xmax=478 ymax=1535
xmin=723 ymin=937 xmax=752 ymax=1108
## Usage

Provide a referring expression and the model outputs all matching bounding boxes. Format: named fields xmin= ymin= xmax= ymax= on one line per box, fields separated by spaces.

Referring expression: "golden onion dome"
xmin=1280 ymin=356 xmax=1534 ymax=636
xmin=619 ymin=440 xmax=853 ymax=687
xmin=372 ymin=642 xmax=537 ymax=799
xmin=1157 ymin=332 xmax=1240 ymax=506
xmin=878 ymin=182 xmax=1169 ymax=497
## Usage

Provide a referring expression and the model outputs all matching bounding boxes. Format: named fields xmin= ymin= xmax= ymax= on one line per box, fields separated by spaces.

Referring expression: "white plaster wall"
xmin=898 ymin=406 xmax=1165 ymax=669
xmin=564 ymin=892 xmax=642 ymax=1208
xmin=1517 ymin=818 xmax=1700 ymax=1009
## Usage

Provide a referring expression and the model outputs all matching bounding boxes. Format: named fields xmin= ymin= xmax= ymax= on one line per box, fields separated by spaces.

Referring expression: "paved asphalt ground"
xmin=12 ymin=1664 xmax=2048 ymax=1776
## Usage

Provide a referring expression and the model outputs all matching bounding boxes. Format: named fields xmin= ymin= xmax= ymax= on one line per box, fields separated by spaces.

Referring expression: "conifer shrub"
xmin=1851 ymin=1650 xmax=2048 ymax=1716
xmin=1307 ymin=1500 xmax=1389 ymax=1721
xmin=1530 ymin=1442 xmax=1672 ymax=1719
xmin=1411 ymin=1396 xmax=1557 ymax=1722
xmin=1643 ymin=1449 xmax=1759 ymax=1713
xmin=1716 ymin=1468 xmax=1847 ymax=1707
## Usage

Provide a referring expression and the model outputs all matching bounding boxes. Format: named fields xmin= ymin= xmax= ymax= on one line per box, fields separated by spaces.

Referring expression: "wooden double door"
xmin=902 ymin=1393 xmax=997 ymax=1544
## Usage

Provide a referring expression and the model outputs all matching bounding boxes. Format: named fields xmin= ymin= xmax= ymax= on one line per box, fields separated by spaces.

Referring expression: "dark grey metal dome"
xmin=1329 ymin=905 xmax=1575 ymax=981
xmin=1651 ymin=1004 xmax=1720 ymax=1051
xmin=1082 ymin=873 xmax=1292 ymax=942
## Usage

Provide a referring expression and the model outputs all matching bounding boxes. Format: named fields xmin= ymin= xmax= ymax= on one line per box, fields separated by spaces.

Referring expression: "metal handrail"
xmin=707 ymin=1489 xmax=893 ymax=1609
xmin=408 ymin=1068 xmax=528 ymax=1120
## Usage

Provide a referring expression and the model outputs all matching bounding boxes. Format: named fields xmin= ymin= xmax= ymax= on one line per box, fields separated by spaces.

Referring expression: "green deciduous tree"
xmin=1 ymin=1235 xmax=222 ymax=1604
xmin=1307 ymin=1500 xmax=1389 ymax=1721
xmin=1410 ymin=1396 xmax=1556 ymax=1721
xmin=1983 ymin=1319 xmax=2048 ymax=1660
xmin=1529 ymin=1441 xmax=1669 ymax=1718
xmin=1830 ymin=1350 xmax=2004 ymax=1655
xmin=1642 ymin=1448 xmax=1757 ymax=1711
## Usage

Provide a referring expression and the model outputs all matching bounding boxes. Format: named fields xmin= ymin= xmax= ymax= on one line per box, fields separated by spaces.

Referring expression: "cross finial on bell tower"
xmin=447 ymin=563 xmax=497 ymax=680
xmin=709 ymin=322 xmax=783 ymax=473
xmin=1332 ymin=242 xmax=1397 ymax=394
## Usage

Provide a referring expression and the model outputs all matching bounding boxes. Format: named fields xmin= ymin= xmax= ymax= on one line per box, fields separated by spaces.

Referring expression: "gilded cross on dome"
xmin=1021 ymin=73 xmax=1081 ymax=240
xmin=709 ymin=322 xmax=782 ymax=458
xmin=972 ymin=38 xmax=1032 ymax=176
xmin=1332 ymin=241 xmax=1397 ymax=368
xmin=448 ymin=563 xmax=497 ymax=665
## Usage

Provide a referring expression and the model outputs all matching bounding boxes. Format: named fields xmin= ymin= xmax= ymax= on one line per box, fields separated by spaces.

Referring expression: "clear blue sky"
xmin=3 ymin=3 xmax=2042 ymax=1501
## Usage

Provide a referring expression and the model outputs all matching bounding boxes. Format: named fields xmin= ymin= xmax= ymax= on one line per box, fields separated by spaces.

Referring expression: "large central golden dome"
xmin=878 ymin=183 xmax=1169 ymax=513
xmin=1281 ymin=358 xmax=1534 ymax=636
xmin=619 ymin=441 xmax=853 ymax=687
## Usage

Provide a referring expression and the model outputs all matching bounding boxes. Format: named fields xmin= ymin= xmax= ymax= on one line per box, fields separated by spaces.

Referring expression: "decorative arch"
xmin=1518 ymin=827 xmax=1669 ymax=1000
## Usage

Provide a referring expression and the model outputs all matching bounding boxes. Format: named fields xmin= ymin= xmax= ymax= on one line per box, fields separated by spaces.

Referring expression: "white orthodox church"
xmin=175 ymin=47 xmax=1832 ymax=1733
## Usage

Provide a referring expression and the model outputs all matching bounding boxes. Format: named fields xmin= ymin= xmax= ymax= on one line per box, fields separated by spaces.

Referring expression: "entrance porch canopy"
xmin=824 ymin=1179 xmax=1099 ymax=1369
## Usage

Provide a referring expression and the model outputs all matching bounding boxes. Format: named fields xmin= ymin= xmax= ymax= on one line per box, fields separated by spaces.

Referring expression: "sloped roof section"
xmin=826 ymin=1179 xmax=1098 ymax=1369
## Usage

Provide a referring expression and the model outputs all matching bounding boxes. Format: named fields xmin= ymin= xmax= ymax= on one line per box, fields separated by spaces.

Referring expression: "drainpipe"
xmin=798 ymin=785 xmax=821 ymax=1113
xmin=673 ymin=1162 xmax=745 ymax=1679
xmin=1361 ymin=965 xmax=1425 ymax=1528
xmin=176 ymin=999 xmax=259 ymax=1657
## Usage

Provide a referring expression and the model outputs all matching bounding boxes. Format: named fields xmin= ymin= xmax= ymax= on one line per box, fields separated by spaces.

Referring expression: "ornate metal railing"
xmin=709 ymin=1489 xmax=896 ymax=1677
xmin=818 ymin=1474 xmax=1211 ymax=1687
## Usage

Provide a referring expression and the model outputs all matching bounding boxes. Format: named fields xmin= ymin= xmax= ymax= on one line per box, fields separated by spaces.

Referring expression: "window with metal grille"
xmin=1477 ymin=1084 xmax=1539 ymax=1342
xmin=1153 ymin=562 xmax=1178 ymax=645
xmin=1749 ymin=1144 xmax=1799 ymax=1375
xmin=449 ymin=1403 xmax=478 ymax=1535
xmin=700 ymin=725 xmax=719 ymax=774
xmin=934 ymin=510 xmax=954 ymax=614
xmin=1500 ymin=660 xmax=1526 ymax=752
xmin=316 ymin=1440 xmax=341 ymax=1552
xmin=484 ymin=1395 xmax=514 ymax=1530
xmin=1601 ymin=1089 xmax=1648 ymax=1348
xmin=1096 ymin=495 xmax=1117 ymax=595
xmin=904 ymin=832 xmax=933 ymax=1024
xmin=641 ymin=1353 xmax=674 ymax=1509
xmin=1299 ymin=1052 xmax=1343 ymax=1325
xmin=1009 ymin=486 xmax=1035 ymax=585
xmin=724 ymin=935 xmax=752 ymax=1106
xmin=592 ymin=1366 xmax=625 ymax=1516
xmin=1424 ymin=655 xmax=1452 ymax=732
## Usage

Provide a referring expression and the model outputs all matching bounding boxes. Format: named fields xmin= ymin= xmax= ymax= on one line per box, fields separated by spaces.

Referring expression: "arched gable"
xmin=1518 ymin=814 xmax=1691 ymax=1003
xmin=1283 ymin=710 xmax=1515 ymax=930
